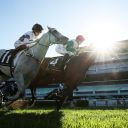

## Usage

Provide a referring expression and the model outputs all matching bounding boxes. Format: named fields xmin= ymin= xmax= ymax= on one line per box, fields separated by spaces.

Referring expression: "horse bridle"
xmin=38 ymin=29 xmax=63 ymax=48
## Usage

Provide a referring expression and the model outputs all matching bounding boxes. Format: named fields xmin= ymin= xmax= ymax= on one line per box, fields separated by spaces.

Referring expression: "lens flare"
xmin=92 ymin=41 xmax=115 ymax=54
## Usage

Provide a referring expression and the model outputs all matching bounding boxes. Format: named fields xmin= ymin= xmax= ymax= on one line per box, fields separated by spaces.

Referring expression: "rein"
xmin=33 ymin=31 xmax=61 ymax=48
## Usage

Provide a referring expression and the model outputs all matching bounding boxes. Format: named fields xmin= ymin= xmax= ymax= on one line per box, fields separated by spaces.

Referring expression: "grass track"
xmin=0 ymin=108 xmax=128 ymax=128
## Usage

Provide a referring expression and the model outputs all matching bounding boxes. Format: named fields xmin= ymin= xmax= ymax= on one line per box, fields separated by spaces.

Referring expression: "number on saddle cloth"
xmin=0 ymin=80 xmax=18 ymax=102
xmin=48 ymin=56 xmax=63 ymax=69
xmin=0 ymin=50 xmax=14 ymax=66
xmin=48 ymin=55 xmax=70 ymax=70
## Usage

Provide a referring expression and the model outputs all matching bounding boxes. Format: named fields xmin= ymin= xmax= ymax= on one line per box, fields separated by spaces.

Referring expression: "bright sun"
xmin=92 ymin=41 xmax=115 ymax=54
xmin=85 ymin=22 xmax=121 ymax=55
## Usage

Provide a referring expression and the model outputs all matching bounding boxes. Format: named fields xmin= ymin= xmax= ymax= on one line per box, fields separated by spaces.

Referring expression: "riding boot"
xmin=61 ymin=54 xmax=69 ymax=69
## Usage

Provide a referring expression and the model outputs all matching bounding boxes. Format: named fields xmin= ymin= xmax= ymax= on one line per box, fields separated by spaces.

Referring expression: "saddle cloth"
xmin=0 ymin=50 xmax=14 ymax=66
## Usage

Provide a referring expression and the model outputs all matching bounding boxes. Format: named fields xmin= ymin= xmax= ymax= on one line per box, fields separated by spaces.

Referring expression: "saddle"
xmin=0 ymin=45 xmax=27 ymax=67
xmin=0 ymin=45 xmax=27 ymax=76
xmin=0 ymin=50 xmax=14 ymax=66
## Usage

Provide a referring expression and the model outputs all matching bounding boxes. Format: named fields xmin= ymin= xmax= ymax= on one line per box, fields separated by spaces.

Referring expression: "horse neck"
xmin=29 ymin=33 xmax=50 ymax=62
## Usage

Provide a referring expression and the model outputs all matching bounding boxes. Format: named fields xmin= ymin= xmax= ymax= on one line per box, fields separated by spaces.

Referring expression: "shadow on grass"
xmin=0 ymin=110 xmax=63 ymax=128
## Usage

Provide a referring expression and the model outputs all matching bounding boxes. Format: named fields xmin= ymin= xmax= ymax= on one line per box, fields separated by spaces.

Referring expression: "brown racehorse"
xmin=29 ymin=51 xmax=96 ymax=110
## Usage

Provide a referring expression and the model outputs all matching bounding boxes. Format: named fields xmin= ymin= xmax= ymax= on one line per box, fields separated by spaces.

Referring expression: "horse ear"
xmin=47 ymin=26 xmax=51 ymax=30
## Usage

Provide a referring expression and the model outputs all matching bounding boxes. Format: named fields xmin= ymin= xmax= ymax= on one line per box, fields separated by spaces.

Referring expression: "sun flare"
xmin=92 ymin=41 xmax=115 ymax=54
xmin=85 ymin=21 xmax=122 ymax=55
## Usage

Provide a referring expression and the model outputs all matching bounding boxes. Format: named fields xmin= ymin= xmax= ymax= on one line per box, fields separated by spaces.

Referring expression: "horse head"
xmin=47 ymin=26 xmax=68 ymax=45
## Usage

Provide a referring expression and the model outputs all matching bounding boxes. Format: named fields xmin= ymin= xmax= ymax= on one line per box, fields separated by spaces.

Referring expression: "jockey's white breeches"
xmin=55 ymin=44 xmax=74 ymax=56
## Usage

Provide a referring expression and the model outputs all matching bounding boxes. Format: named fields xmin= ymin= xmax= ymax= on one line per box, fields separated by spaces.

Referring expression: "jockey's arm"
xmin=14 ymin=41 xmax=24 ymax=48
xmin=26 ymin=39 xmax=40 ymax=48
xmin=15 ymin=40 xmax=36 ymax=50
xmin=15 ymin=44 xmax=28 ymax=52
xmin=14 ymin=37 xmax=30 ymax=48
xmin=13 ymin=40 xmax=39 ymax=56
xmin=66 ymin=41 xmax=76 ymax=53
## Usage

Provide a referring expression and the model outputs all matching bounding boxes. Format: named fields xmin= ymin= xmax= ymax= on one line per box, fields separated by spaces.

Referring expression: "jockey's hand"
xmin=20 ymin=45 xmax=27 ymax=49
xmin=15 ymin=45 xmax=28 ymax=51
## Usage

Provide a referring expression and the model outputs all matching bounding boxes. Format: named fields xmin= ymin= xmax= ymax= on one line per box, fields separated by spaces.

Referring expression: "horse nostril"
xmin=64 ymin=37 xmax=68 ymax=42
xmin=60 ymin=37 xmax=68 ymax=44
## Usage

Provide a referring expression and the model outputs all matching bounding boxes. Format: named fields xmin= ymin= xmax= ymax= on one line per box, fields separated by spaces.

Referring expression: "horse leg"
xmin=56 ymin=83 xmax=77 ymax=110
xmin=56 ymin=93 xmax=69 ymax=111
xmin=56 ymin=96 xmax=68 ymax=111
xmin=8 ymin=72 xmax=25 ymax=102
xmin=0 ymin=75 xmax=10 ymax=106
xmin=56 ymin=87 xmax=70 ymax=110
xmin=28 ymin=87 xmax=36 ymax=107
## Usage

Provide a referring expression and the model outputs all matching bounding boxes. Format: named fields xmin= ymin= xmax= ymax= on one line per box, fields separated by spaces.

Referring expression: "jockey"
xmin=56 ymin=35 xmax=85 ymax=56
xmin=14 ymin=23 xmax=44 ymax=49
xmin=55 ymin=35 xmax=85 ymax=68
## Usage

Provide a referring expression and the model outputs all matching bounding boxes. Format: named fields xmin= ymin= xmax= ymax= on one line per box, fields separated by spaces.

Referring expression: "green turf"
xmin=0 ymin=108 xmax=128 ymax=128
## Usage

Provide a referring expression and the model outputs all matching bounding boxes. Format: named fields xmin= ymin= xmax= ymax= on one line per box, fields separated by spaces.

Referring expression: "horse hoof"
xmin=56 ymin=108 xmax=60 ymax=111
xmin=56 ymin=105 xmax=61 ymax=111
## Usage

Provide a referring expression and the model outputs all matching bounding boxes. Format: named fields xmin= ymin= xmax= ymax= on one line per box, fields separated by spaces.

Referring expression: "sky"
xmin=1 ymin=0 xmax=128 ymax=57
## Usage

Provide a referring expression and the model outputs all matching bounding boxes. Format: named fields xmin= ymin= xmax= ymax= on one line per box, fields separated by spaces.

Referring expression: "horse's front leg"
xmin=0 ymin=73 xmax=25 ymax=107
xmin=8 ymin=72 xmax=25 ymax=101
xmin=28 ymin=87 xmax=36 ymax=107
xmin=56 ymin=85 xmax=74 ymax=110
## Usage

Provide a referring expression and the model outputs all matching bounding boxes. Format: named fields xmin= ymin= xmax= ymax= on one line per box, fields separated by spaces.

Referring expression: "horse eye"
xmin=54 ymin=30 xmax=57 ymax=33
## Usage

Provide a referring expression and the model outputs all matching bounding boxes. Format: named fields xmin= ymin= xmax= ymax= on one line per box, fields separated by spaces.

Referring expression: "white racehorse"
xmin=0 ymin=27 xmax=68 ymax=106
